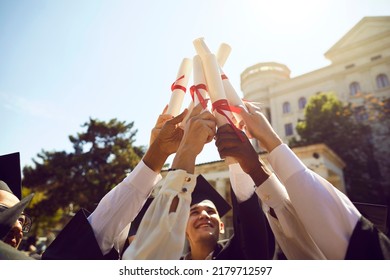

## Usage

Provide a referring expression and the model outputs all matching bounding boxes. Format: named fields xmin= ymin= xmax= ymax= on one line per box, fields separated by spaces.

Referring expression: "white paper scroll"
xmin=216 ymin=43 xmax=231 ymax=68
xmin=216 ymin=42 xmax=246 ymax=124
xmin=166 ymin=58 xmax=193 ymax=116
xmin=193 ymin=38 xmax=233 ymax=127
xmin=180 ymin=55 xmax=209 ymax=127
xmin=220 ymin=70 xmax=246 ymax=124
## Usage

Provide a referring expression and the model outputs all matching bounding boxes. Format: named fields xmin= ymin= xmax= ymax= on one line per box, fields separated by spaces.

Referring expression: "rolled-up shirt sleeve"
xmin=87 ymin=160 xmax=162 ymax=255
xmin=268 ymin=144 xmax=361 ymax=259
xmin=122 ymin=169 xmax=196 ymax=260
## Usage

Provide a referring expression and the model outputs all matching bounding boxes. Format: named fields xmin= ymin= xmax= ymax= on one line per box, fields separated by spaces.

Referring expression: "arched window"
xmin=376 ymin=74 xmax=390 ymax=89
xmin=349 ymin=81 xmax=361 ymax=96
xmin=282 ymin=102 xmax=291 ymax=114
xmin=284 ymin=123 xmax=293 ymax=136
xmin=298 ymin=97 xmax=307 ymax=110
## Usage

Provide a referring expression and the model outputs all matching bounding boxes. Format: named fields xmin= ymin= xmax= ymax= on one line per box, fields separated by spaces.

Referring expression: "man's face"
xmin=0 ymin=190 xmax=24 ymax=248
xmin=186 ymin=200 xmax=224 ymax=246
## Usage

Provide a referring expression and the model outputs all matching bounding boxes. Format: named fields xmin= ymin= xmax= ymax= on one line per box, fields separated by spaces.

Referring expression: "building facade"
xmin=241 ymin=16 xmax=390 ymax=196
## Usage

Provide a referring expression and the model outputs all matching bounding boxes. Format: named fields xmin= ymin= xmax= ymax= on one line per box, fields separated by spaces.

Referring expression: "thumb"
xmin=188 ymin=103 xmax=204 ymax=118
xmin=170 ymin=108 xmax=188 ymax=125
xmin=242 ymin=101 xmax=260 ymax=114
xmin=237 ymin=104 xmax=251 ymax=123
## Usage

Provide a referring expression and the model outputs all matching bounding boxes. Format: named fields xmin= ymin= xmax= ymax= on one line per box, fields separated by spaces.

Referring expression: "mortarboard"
xmin=0 ymin=193 xmax=34 ymax=240
xmin=191 ymin=174 xmax=231 ymax=218
xmin=128 ymin=197 xmax=154 ymax=236
xmin=353 ymin=202 xmax=388 ymax=234
xmin=0 ymin=152 xmax=22 ymax=200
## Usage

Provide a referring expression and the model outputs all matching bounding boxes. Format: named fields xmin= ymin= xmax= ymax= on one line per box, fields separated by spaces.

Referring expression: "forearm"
xmin=268 ymin=144 xmax=361 ymax=259
xmin=143 ymin=139 xmax=171 ymax=173
xmin=87 ymin=161 xmax=161 ymax=255
xmin=255 ymin=174 xmax=326 ymax=259
xmin=171 ymin=146 xmax=197 ymax=174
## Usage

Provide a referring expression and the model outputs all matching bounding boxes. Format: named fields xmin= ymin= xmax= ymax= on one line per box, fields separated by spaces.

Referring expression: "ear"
xmin=219 ymin=221 xmax=225 ymax=234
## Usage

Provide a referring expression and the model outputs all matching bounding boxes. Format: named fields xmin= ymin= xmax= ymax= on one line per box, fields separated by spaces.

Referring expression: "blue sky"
xmin=1 ymin=0 xmax=390 ymax=170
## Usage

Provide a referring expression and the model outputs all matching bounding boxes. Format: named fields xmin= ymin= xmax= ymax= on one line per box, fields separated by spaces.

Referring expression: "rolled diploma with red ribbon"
xmin=166 ymin=58 xmax=193 ymax=116
xmin=192 ymin=55 xmax=210 ymax=108
xmin=180 ymin=55 xmax=209 ymax=127
xmin=220 ymin=70 xmax=246 ymax=124
xmin=216 ymin=42 xmax=246 ymax=124
xmin=200 ymin=53 xmax=232 ymax=127
xmin=181 ymin=49 xmax=229 ymax=127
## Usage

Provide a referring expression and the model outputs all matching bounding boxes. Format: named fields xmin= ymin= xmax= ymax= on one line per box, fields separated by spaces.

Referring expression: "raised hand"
xmin=215 ymin=124 xmax=270 ymax=185
xmin=238 ymin=102 xmax=283 ymax=153
xmin=152 ymin=107 xmax=188 ymax=157
xmin=172 ymin=104 xmax=217 ymax=173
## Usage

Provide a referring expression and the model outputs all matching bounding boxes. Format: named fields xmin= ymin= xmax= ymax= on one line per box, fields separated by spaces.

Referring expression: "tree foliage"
xmin=23 ymin=118 xmax=145 ymax=234
xmin=291 ymin=92 xmax=389 ymax=204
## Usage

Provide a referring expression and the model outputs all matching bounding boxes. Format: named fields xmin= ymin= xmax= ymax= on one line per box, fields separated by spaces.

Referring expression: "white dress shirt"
xmin=122 ymin=169 xmax=197 ymax=260
xmin=87 ymin=160 xmax=162 ymax=255
xmin=267 ymin=144 xmax=361 ymax=259
xmin=229 ymin=163 xmax=325 ymax=259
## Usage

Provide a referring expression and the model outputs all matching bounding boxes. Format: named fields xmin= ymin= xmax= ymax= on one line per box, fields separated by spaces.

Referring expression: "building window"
xmin=298 ymin=97 xmax=307 ymax=110
xmin=376 ymin=74 xmax=390 ymax=89
xmin=349 ymin=81 xmax=361 ymax=96
xmin=282 ymin=102 xmax=291 ymax=114
xmin=284 ymin=123 xmax=293 ymax=136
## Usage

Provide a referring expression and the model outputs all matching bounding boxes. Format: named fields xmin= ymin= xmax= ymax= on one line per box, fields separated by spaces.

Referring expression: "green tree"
xmin=291 ymin=92 xmax=387 ymax=204
xmin=23 ymin=118 xmax=145 ymax=234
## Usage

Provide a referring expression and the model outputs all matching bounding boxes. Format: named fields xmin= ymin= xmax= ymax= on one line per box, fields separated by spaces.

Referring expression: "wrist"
xmin=248 ymin=163 xmax=272 ymax=186
xmin=143 ymin=142 xmax=169 ymax=172
xmin=264 ymin=135 xmax=283 ymax=153
xmin=171 ymin=146 xmax=197 ymax=174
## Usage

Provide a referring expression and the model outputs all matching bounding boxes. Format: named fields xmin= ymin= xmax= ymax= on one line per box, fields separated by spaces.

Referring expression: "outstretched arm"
xmin=87 ymin=107 xmax=189 ymax=256
xmin=238 ymin=101 xmax=361 ymax=259
xmin=123 ymin=104 xmax=217 ymax=259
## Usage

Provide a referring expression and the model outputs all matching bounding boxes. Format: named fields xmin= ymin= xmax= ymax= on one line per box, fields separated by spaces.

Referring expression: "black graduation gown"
xmin=210 ymin=189 xmax=275 ymax=260
xmin=42 ymin=209 xmax=118 ymax=260
xmin=345 ymin=216 xmax=390 ymax=260
xmin=0 ymin=240 xmax=35 ymax=260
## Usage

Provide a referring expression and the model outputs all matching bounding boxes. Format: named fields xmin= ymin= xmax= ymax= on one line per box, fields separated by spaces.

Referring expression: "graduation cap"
xmin=353 ymin=202 xmax=388 ymax=234
xmin=0 ymin=193 xmax=34 ymax=240
xmin=191 ymin=174 xmax=231 ymax=218
xmin=128 ymin=197 xmax=154 ymax=236
xmin=0 ymin=152 xmax=22 ymax=200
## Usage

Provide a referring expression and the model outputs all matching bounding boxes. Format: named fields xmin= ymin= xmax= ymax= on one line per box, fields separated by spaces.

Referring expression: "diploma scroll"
xmin=216 ymin=42 xmax=247 ymax=124
xmin=192 ymin=55 xmax=210 ymax=109
xmin=166 ymin=58 xmax=193 ymax=116
xmin=198 ymin=53 xmax=231 ymax=127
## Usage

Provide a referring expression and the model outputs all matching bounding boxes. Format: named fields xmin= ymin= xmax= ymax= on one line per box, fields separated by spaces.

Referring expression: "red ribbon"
xmin=190 ymin=84 xmax=209 ymax=109
xmin=221 ymin=74 xmax=228 ymax=80
xmin=212 ymin=99 xmax=245 ymax=142
xmin=171 ymin=75 xmax=187 ymax=92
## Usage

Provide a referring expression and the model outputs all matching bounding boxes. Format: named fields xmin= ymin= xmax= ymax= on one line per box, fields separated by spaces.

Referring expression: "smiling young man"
xmin=184 ymin=200 xmax=225 ymax=260
xmin=182 ymin=174 xmax=231 ymax=260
